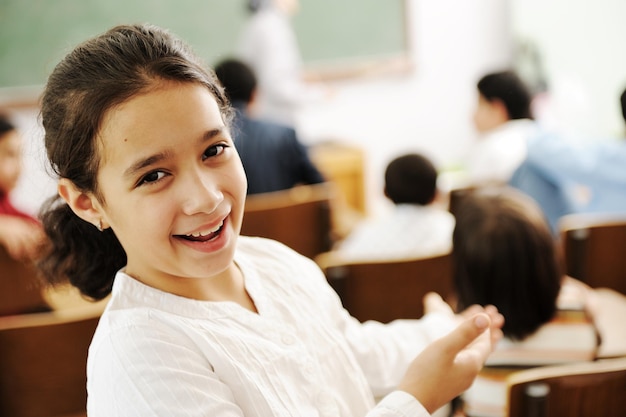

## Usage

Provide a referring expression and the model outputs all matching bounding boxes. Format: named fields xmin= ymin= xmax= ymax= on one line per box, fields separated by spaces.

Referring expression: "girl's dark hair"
xmin=452 ymin=187 xmax=561 ymax=340
xmin=384 ymin=153 xmax=437 ymax=205
xmin=477 ymin=70 xmax=533 ymax=120
xmin=38 ymin=24 xmax=232 ymax=300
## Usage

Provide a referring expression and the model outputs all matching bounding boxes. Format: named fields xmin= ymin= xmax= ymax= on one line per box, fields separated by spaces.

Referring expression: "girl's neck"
xmin=130 ymin=263 xmax=257 ymax=313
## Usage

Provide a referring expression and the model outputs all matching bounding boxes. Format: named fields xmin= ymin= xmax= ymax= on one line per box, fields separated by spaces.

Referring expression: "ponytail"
xmin=38 ymin=196 xmax=126 ymax=300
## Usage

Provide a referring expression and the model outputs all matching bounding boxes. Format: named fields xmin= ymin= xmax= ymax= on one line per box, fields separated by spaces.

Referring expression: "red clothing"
xmin=0 ymin=192 xmax=38 ymax=223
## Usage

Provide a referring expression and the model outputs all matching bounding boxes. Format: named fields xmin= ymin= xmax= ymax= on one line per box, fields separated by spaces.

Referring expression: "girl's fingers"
xmin=437 ymin=313 xmax=492 ymax=358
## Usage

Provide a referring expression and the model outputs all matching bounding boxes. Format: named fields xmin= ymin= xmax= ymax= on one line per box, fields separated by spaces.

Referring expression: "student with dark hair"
xmin=465 ymin=70 xmax=540 ymax=185
xmin=0 ymin=113 xmax=45 ymax=261
xmin=336 ymin=153 xmax=455 ymax=261
xmin=214 ymin=57 xmax=324 ymax=195
xmin=476 ymin=71 xmax=533 ymax=122
xmin=37 ymin=23 xmax=503 ymax=416
xmin=449 ymin=186 xmax=598 ymax=416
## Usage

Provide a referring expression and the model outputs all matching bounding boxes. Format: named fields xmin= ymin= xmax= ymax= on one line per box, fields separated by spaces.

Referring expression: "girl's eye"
xmin=139 ymin=170 xmax=166 ymax=185
xmin=202 ymin=143 xmax=228 ymax=161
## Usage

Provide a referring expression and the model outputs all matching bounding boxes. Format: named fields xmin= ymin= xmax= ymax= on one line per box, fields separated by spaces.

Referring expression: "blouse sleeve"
xmin=305 ymin=251 xmax=457 ymax=401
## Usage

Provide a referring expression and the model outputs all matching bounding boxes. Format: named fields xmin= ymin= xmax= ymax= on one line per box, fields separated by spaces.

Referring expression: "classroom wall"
xmin=9 ymin=0 xmax=512 ymax=217
xmin=510 ymin=0 xmax=626 ymax=140
xmin=8 ymin=0 xmax=625 ymax=219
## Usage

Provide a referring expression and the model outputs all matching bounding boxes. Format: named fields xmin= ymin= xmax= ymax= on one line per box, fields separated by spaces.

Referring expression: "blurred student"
xmin=236 ymin=0 xmax=328 ymax=126
xmin=214 ymin=58 xmax=325 ymax=195
xmin=37 ymin=23 xmax=504 ymax=416
xmin=465 ymin=70 xmax=539 ymax=186
xmin=336 ymin=153 xmax=455 ymax=261
xmin=0 ymin=113 xmax=45 ymax=261
xmin=448 ymin=187 xmax=599 ymax=416
xmin=619 ymin=88 xmax=626 ymax=138
xmin=509 ymin=129 xmax=626 ymax=234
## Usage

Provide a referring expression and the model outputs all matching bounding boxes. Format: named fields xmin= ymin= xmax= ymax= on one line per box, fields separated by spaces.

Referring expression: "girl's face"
xmin=92 ymin=81 xmax=247 ymax=295
xmin=0 ymin=130 xmax=22 ymax=195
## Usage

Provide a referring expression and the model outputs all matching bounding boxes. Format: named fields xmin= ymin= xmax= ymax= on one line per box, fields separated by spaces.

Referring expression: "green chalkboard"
xmin=0 ymin=0 xmax=407 ymax=88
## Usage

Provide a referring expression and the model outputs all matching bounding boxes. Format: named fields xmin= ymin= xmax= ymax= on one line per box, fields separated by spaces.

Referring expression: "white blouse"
xmin=87 ymin=236 xmax=456 ymax=416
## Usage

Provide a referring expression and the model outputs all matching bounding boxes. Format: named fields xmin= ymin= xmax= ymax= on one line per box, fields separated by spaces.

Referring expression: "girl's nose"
xmin=180 ymin=170 xmax=223 ymax=215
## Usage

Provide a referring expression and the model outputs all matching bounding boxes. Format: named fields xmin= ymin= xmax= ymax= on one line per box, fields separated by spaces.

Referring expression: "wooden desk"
xmin=591 ymin=288 xmax=626 ymax=359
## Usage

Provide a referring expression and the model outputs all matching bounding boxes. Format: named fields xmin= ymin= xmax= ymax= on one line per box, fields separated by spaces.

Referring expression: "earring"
xmin=97 ymin=220 xmax=103 ymax=232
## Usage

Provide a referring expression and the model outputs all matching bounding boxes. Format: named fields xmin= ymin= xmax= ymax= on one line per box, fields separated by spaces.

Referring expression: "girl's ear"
xmin=58 ymin=178 xmax=105 ymax=229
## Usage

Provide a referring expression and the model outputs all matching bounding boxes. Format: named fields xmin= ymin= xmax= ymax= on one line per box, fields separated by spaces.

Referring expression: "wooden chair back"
xmin=559 ymin=213 xmax=626 ymax=295
xmin=0 ymin=245 xmax=50 ymax=316
xmin=317 ymin=252 xmax=454 ymax=322
xmin=241 ymin=183 xmax=334 ymax=259
xmin=507 ymin=357 xmax=626 ymax=417
xmin=0 ymin=309 xmax=101 ymax=417
xmin=447 ymin=184 xmax=478 ymax=216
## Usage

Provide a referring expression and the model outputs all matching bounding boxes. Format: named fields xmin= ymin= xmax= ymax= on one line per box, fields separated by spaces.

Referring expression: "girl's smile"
xmin=174 ymin=217 xmax=229 ymax=252
xmin=180 ymin=219 xmax=225 ymax=241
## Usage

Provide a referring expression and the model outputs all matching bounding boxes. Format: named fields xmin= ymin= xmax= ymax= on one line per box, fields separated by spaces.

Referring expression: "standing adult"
xmin=236 ymin=0 xmax=327 ymax=126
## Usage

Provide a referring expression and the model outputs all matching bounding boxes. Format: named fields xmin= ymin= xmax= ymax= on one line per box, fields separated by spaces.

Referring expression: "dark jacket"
xmin=231 ymin=101 xmax=325 ymax=194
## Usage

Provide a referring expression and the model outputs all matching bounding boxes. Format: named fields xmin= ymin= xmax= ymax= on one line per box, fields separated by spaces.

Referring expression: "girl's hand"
xmin=397 ymin=309 xmax=504 ymax=414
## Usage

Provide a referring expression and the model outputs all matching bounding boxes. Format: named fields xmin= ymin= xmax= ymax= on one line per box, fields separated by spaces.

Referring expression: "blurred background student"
xmin=0 ymin=113 xmax=45 ymax=261
xmin=464 ymin=70 xmax=540 ymax=187
xmin=334 ymin=152 xmax=454 ymax=261
xmin=236 ymin=0 xmax=329 ymax=126
xmin=448 ymin=186 xmax=601 ymax=416
xmin=214 ymin=58 xmax=325 ymax=195
xmin=620 ymin=86 xmax=626 ymax=138
xmin=509 ymin=86 xmax=626 ymax=234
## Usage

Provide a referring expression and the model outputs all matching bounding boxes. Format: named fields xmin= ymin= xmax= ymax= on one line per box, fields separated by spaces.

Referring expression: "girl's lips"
xmin=183 ymin=219 xmax=225 ymax=240
xmin=174 ymin=216 xmax=232 ymax=254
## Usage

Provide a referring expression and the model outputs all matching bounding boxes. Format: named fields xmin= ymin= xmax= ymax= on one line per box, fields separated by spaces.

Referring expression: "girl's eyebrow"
xmin=122 ymin=127 xmax=227 ymax=179
xmin=201 ymin=127 xmax=227 ymax=143
xmin=123 ymin=150 xmax=173 ymax=180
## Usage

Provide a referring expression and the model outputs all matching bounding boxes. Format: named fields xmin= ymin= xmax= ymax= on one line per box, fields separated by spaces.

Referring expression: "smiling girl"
xmin=38 ymin=24 xmax=502 ymax=417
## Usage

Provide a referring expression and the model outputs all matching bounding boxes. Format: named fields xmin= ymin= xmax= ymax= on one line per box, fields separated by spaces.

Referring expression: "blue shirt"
xmin=510 ymin=132 xmax=626 ymax=233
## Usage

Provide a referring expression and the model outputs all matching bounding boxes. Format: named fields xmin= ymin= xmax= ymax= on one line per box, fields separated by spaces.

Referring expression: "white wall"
xmin=510 ymin=0 xmax=626 ymax=140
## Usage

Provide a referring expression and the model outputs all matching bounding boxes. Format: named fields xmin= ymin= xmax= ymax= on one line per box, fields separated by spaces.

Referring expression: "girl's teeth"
xmin=188 ymin=220 xmax=223 ymax=237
